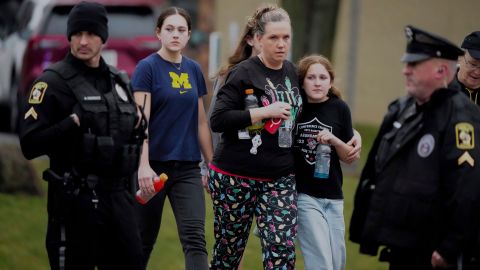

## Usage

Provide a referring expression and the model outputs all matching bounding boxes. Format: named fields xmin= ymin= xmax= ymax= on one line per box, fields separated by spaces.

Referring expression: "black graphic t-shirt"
xmin=210 ymin=57 xmax=302 ymax=179
xmin=293 ymin=97 xmax=353 ymax=199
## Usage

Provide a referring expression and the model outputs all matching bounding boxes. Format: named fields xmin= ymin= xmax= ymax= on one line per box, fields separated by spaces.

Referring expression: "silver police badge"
xmin=417 ymin=134 xmax=435 ymax=158
xmin=115 ymin=83 xmax=129 ymax=102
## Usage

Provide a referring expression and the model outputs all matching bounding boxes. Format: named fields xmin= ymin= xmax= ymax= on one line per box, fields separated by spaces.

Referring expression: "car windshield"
xmin=42 ymin=5 xmax=156 ymax=38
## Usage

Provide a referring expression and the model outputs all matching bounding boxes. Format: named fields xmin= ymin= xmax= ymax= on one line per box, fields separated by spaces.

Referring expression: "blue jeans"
xmin=297 ymin=194 xmax=346 ymax=270
xmin=136 ymin=161 xmax=208 ymax=270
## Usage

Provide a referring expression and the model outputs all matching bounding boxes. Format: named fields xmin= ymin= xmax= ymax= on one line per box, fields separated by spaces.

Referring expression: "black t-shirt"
xmin=210 ymin=57 xmax=302 ymax=179
xmin=293 ymin=97 xmax=353 ymax=199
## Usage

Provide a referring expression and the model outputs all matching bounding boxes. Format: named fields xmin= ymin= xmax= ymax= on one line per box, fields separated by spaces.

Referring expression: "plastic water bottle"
xmin=314 ymin=144 xmax=331 ymax=178
xmin=136 ymin=173 xmax=168 ymax=204
xmin=278 ymin=119 xmax=293 ymax=148
xmin=238 ymin=89 xmax=260 ymax=139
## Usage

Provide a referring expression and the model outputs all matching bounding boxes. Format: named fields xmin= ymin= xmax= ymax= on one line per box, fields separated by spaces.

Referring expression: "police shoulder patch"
xmin=28 ymin=82 xmax=48 ymax=104
xmin=455 ymin=122 xmax=474 ymax=150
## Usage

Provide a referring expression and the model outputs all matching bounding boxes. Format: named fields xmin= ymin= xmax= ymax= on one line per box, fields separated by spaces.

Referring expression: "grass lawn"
xmin=145 ymin=175 xmax=386 ymax=270
xmin=0 ymin=165 xmax=387 ymax=270
xmin=0 ymin=123 xmax=388 ymax=269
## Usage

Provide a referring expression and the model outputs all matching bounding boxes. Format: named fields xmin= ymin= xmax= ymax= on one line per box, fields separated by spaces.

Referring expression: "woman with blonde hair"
xmin=209 ymin=5 xmax=301 ymax=270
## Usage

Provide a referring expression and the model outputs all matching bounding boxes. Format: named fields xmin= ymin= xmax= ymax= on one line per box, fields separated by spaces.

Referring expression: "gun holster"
xmin=43 ymin=169 xmax=63 ymax=183
xmin=43 ymin=169 xmax=77 ymax=217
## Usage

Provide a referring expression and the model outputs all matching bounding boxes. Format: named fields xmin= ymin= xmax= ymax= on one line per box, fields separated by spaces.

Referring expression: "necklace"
xmin=171 ymin=60 xmax=182 ymax=70
xmin=157 ymin=51 xmax=182 ymax=70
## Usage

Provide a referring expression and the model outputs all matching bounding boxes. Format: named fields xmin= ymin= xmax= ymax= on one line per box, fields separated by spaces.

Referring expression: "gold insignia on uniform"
xmin=28 ymin=82 xmax=48 ymax=104
xmin=458 ymin=151 xmax=474 ymax=167
xmin=24 ymin=107 xmax=38 ymax=120
xmin=455 ymin=122 xmax=474 ymax=150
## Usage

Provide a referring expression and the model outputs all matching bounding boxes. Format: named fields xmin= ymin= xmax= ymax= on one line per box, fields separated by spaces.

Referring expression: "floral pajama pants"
xmin=208 ymin=169 xmax=298 ymax=270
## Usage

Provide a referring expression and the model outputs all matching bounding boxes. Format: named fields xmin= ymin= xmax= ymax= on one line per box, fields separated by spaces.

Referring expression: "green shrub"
xmin=0 ymin=140 xmax=43 ymax=195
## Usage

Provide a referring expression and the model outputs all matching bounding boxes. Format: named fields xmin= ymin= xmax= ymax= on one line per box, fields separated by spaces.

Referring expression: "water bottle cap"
xmin=245 ymin=89 xmax=254 ymax=94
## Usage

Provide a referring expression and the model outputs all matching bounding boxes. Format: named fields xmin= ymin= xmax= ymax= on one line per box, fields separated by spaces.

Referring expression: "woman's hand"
xmin=251 ymin=101 xmax=291 ymax=123
xmin=137 ymin=163 xmax=157 ymax=195
xmin=346 ymin=129 xmax=362 ymax=163
xmin=200 ymin=162 xmax=210 ymax=193
xmin=264 ymin=101 xmax=291 ymax=119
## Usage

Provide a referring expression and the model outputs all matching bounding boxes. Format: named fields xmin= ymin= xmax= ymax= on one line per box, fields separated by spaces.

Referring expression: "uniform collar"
xmin=66 ymin=52 xmax=110 ymax=75
xmin=425 ymin=88 xmax=456 ymax=109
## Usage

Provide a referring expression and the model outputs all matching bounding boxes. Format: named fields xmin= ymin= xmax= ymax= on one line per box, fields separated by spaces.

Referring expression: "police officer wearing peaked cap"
xmin=461 ymin=31 xmax=480 ymax=59
xmin=400 ymin=25 xmax=464 ymax=62
xmin=450 ymin=31 xmax=480 ymax=105
xmin=350 ymin=25 xmax=480 ymax=270
xmin=19 ymin=1 xmax=146 ymax=269
xmin=449 ymin=30 xmax=480 ymax=269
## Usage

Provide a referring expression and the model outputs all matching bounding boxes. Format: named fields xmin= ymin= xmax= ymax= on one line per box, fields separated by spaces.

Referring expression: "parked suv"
xmin=0 ymin=0 xmax=52 ymax=132
xmin=15 ymin=0 xmax=164 ymax=132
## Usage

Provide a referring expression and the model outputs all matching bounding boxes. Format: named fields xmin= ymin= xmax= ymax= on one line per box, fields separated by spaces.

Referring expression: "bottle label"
xmin=314 ymin=149 xmax=330 ymax=179
xmin=314 ymin=171 xmax=329 ymax=179
xmin=313 ymin=160 xmax=330 ymax=179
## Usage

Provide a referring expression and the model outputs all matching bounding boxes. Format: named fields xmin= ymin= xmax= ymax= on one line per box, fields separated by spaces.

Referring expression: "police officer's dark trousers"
xmin=46 ymin=178 xmax=144 ymax=270
xmin=383 ymin=247 xmax=459 ymax=270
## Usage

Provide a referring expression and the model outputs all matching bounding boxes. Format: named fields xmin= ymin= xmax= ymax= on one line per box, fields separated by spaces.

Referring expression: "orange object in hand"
xmin=136 ymin=173 xmax=168 ymax=204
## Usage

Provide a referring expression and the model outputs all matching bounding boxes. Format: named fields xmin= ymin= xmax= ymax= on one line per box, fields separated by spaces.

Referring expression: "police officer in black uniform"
xmin=450 ymin=31 xmax=480 ymax=105
xmin=350 ymin=26 xmax=480 ymax=270
xmin=449 ymin=30 xmax=480 ymax=269
xmin=19 ymin=2 xmax=145 ymax=269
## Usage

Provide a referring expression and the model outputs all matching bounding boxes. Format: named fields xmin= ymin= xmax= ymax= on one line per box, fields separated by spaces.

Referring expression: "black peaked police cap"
xmin=401 ymin=25 xmax=464 ymax=63
xmin=461 ymin=31 xmax=480 ymax=59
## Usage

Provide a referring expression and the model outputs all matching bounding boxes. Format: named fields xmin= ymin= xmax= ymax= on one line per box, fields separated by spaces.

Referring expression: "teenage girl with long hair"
xmin=131 ymin=7 xmax=213 ymax=270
